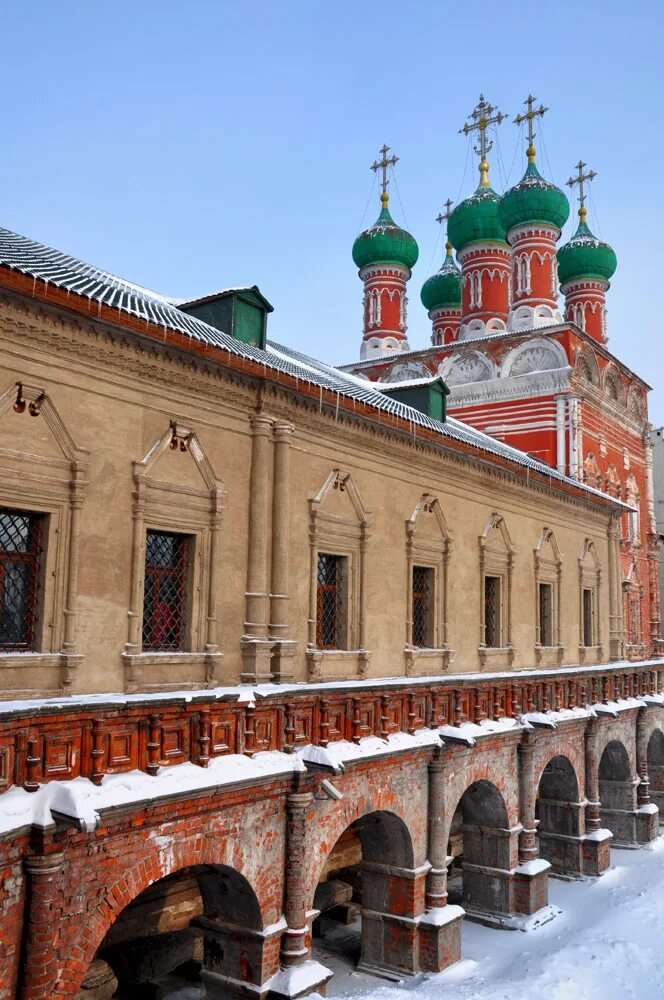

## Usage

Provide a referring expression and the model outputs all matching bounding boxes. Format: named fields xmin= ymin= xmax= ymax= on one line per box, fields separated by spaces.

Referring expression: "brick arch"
xmin=54 ymin=845 xmax=266 ymax=997
xmin=595 ymin=724 xmax=636 ymax=775
xmin=305 ymin=804 xmax=416 ymax=911
xmin=646 ymin=724 xmax=664 ymax=762
xmin=447 ymin=777 xmax=509 ymax=836
xmin=599 ymin=739 xmax=632 ymax=781
xmin=536 ymin=753 xmax=580 ymax=801
xmin=535 ymin=748 xmax=585 ymax=802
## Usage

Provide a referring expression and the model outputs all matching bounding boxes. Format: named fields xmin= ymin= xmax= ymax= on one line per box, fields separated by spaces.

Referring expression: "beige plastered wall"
xmin=0 ymin=294 xmax=618 ymax=698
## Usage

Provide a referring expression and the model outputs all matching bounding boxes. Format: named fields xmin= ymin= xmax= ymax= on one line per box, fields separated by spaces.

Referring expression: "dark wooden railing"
xmin=1 ymin=661 xmax=661 ymax=795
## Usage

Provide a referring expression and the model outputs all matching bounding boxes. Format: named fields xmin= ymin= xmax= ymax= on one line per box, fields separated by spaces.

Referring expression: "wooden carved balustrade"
xmin=0 ymin=662 xmax=662 ymax=795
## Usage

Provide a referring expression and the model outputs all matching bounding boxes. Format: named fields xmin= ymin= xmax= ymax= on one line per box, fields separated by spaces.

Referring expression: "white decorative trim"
xmin=447 ymin=368 xmax=572 ymax=406
xmin=501 ymin=337 xmax=568 ymax=377
xmin=508 ymin=304 xmax=563 ymax=332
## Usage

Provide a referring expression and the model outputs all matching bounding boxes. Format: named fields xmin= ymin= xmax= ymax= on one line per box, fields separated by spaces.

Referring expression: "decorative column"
xmin=273 ymin=792 xmax=332 ymax=997
xmin=608 ymin=514 xmax=625 ymax=660
xmin=20 ymin=852 xmax=65 ymax=1000
xmin=270 ymin=421 xmax=296 ymax=682
xmin=126 ymin=484 xmax=145 ymax=656
xmin=425 ymin=752 xmax=449 ymax=909
xmin=584 ymin=719 xmax=601 ymax=833
xmin=636 ymin=709 xmax=651 ymax=806
xmin=555 ymin=396 xmax=567 ymax=475
xmin=518 ymin=736 xmax=538 ymax=863
xmin=60 ymin=464 xmax=86 ymax=690
xmin=241 ymin=414 xmax=274 ymax=683
xmin=644 ymin=431 xmax=662 ymax=652
xmin=280 ymin=792 xmax=314 ymax=969
xmin=634 ymin=709 xmax=660 ymax=843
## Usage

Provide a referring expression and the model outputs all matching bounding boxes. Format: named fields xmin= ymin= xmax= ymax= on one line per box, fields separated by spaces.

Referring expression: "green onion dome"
xmin=447 ymin=185 xmax=507 ymax=253
xmin=420 ymin=242 xmax=461 ymax=311
xmin=499 ymin=159 xmax=570 ymax=235
xmin=557 ymin=211 xmax=617 ymax=285
xmin=352 ymin=194 xmax=419 ymax=271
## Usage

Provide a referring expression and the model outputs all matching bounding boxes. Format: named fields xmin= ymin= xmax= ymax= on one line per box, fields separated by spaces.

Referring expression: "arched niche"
xmin=404 ymin=494 xmax=453 ymax=674
xmin=0 ymin=380 xmax=89 ymax=695
xmin=123 ymin=421 xmax=225 ymax=693
xmin=306 ymin=470 xmax=371 ymax=681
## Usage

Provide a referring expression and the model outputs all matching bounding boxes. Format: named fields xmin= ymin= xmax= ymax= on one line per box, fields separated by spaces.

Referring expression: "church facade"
xmin=0 ymin=98 xmax=663 ymax=1000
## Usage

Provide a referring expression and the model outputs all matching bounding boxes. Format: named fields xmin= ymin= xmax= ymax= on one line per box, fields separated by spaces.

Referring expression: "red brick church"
xmin=345 ymin=95 xmax=661 ymax=662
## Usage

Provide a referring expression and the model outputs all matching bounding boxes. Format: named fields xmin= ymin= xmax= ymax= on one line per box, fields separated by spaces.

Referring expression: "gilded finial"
xmin=567 ymin=160 xmax=597 ymax=222
xmin=459 ymin=95 xmax=508 ymax=189
xmin=514 ymin=95 xmax=548 ymax=165
xmin=371 ymin=144 xmax=399 ymax=207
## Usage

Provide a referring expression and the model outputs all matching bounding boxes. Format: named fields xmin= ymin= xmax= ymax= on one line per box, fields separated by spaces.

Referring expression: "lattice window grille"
xmin=484 ymin=575 xmax=500 ymax=648
xmin=316 ymin=553 xmax=345 ymax=649
xmin=142 ymin=530 xmax=189 ymax=651
xmin=412 ymin=566 xmax=434 ymax=648
xmin=0 ymin=509 xmax=43 ymax=651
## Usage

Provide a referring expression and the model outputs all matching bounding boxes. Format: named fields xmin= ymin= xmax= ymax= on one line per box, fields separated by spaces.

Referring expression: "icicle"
xmin=319 ymin=385 xmax=323 ymax=413
xmin=335 ymin=391 xmax=340 ymax=421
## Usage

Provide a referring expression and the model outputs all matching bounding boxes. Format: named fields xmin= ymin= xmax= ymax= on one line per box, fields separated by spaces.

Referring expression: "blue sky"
xmin=3 ymin=2 xmax=663 ymax=421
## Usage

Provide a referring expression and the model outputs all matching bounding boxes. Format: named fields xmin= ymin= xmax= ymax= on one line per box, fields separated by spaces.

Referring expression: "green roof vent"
xmin=380 ymin=376 xmax=450 ymax=422
xmin=179 ymin=286 xmax=273 ymax=349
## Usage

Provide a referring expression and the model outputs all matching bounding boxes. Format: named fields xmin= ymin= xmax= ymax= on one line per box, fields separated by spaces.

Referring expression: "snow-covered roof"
xmin=0 ymin=225 xmax=628 ymax=510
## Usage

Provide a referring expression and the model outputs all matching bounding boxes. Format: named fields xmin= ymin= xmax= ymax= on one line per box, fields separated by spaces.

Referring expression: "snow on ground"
xmin=312 ymin=836 xmax=664 ymax=1000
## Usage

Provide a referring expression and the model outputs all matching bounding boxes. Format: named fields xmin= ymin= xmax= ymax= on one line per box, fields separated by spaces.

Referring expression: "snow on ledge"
xmin=297 ymin=729 xmax=444 ymax=770
xmin=440 ymin=718 xmax=521 ymax=747
xmin=590 ymin=697 xmax=646 ymax=717
xmin=419 ymin=903 xmax=465 ymax=927
xmin=1 ymin=659 xmax=662 ymax=719
xmin=515 ymin=859 xmax=551 ymax=877
xmin=266 ymin=959 xmax=333 ymax=996
xmin=522 ymin=706 xmax=594 ymax=728
xmin=0 ymin=750 xmax=302 ymax=837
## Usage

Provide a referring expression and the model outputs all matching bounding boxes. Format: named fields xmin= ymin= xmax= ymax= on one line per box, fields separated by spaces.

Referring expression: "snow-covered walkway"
xmin=315 ymin=836 xmax=664 ymax=1000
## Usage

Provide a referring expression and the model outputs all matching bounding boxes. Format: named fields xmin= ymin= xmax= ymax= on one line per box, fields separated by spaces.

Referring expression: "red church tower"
xmin=344 ymin=95 xmax=662 ymax=659
xmin=352 ymin=145 xmax=419 ymax=360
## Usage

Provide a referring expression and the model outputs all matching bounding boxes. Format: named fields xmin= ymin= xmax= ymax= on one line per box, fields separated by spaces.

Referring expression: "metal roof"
xmin=0 ymin=225 xmax=628 ymax=509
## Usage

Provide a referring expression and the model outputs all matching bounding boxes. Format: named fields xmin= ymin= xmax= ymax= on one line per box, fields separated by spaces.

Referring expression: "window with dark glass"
xmin=142 ymin=530 xmax=190 ymax=651
xmin=412 ymin=565 xmax=434 ymax=647
xmin=0 ymin=508 xmax=44 ymax=651
xmin=316 ymin=553 xmax=346 ymax=649
xmin=539 ymin=582 xmax=553 ymax=647
xmin=484 ymin=575 xmax=501 ymax=648
xmin=582 ymin=587 xmax=593 ymax=647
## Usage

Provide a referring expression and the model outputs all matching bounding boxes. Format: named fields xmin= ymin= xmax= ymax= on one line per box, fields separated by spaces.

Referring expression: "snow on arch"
xmin=501 ymin=337 xmax=568 ymax=378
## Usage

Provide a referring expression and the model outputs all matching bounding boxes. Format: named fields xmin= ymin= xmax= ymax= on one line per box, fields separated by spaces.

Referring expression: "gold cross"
xmin=514 ymin=94 xmax=548 ymax=162
xmin=459 ymin=95 xmax=508 ymax=187
xmin=371 ymin=144 xmax=399 ymax=204
xmin=567 ymin=160 xmax=597 ymax=221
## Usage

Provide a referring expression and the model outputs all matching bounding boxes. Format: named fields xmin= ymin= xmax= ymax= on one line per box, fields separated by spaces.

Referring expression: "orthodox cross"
xmin=435 ymin=199 xmax=454 ymax=227
xmin=567 ymin=160 xmax=597 ymax=220
xmin=371 ymin=144 xmax=399 ymax=203
xmin=436 ymin=199 xmax=454 ymax=253
xmin=514 ymin=94 xmax=548 ymax=161
xmin=459 ymin=95 xmax=507 ymax=187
